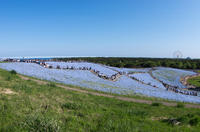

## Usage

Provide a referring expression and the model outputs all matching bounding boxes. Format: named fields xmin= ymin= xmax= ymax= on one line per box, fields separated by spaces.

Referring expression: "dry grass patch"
xmin=0 ymin=88 xmax=17 ymax=95
xmin=151 ymin=116 xmax=168 ymax=121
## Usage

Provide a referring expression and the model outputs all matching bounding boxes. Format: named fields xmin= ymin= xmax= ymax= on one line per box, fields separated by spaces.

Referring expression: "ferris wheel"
xmin=173 ymin=51 xmax=183 ymax=59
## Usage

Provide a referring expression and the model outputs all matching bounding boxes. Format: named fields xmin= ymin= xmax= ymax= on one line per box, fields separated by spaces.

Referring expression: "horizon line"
xmin=0 ymin=56 xmax=198 ymax=59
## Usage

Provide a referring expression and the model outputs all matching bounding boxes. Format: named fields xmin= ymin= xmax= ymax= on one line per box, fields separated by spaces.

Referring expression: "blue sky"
xmin=0 ymin=0 xmax=199 ymax=58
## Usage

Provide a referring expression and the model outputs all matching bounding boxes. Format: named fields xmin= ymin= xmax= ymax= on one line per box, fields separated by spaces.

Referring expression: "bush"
xmin=189 ymin=117 xmax=200 ymax=126
xmin=6 ymin=76 xmax=11 ymax=81
xmin=47 ymin=83 xmax=56 ymax=87
xmin=151 ymin=102 xmax=161 ymax=106
xmin=176 ymin=103 xmax=184 ymax=108
xmin=176 ymin=114 xmax=200 ymax=126
xmin=10 ymin=70 xmax=17 ymax=75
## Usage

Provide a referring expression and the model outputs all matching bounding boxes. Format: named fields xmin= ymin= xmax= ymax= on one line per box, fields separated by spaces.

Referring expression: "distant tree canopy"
xmin=54 ymin=57 xmax=200 ymax=69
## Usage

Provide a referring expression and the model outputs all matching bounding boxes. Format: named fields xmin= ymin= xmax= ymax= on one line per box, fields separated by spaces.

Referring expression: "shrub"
xmin=151 ymin=102 xmax=161 ymax=106
xmin=47 ymin=83 xmax=56 ymax=87
xmin=177 ymin=116 xmax=190 ymax=124
xmin=176 ymin=103 xmax=184 ymax=108
xmin=189 ymin=116 xmax=200 ymax=126
xmin=176 ymin=114 xmax=200 ymax=126
xmin=6 ymin=76 xmax=11 ymax=81
xmin=10 ymin=70 xmax=17 ymax=75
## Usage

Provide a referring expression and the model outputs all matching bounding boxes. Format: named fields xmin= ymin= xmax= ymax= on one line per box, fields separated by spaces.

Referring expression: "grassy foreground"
xmin=1 ymin=69 xmax=200 ymax=131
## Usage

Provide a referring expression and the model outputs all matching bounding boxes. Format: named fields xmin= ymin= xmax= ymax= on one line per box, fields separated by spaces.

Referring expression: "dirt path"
xmin=18 ymin=75 xmax=200 ymax=109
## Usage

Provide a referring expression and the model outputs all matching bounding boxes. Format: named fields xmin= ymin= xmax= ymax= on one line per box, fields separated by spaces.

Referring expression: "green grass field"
xmin=188 ymin=76 xmax=200 ymax=88
xmin=1 ymin=69 xmax=200 ymax=132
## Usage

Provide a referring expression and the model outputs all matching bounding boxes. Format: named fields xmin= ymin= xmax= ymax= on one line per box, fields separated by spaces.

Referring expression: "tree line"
xmin=54 ymin=57 xmax=200 ymax=69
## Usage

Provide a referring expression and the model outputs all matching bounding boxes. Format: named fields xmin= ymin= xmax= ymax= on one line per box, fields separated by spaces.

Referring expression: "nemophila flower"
xmin=46 ymin=62 xmax=118 ymax=77
xmin=109 ymin=66 xmax=151 ymax=74
xmin=0 ymin=62 xmax=199 ymax=103
xmin=152 ymin=67 xmax=196 ymax=88
xmin=129 ymin=73 xmax=165 ymax=89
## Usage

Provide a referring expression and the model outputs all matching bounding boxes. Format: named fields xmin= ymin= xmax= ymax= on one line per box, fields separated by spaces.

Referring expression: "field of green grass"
xmin=1 ymin=69 xmax=200 ymax=132
xmin=188 ymin=76 xmax=200 ymax=88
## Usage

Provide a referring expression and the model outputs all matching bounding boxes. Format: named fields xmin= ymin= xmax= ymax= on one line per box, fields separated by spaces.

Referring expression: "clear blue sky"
xmin=0 ymin=0 xmax=199 ymax=58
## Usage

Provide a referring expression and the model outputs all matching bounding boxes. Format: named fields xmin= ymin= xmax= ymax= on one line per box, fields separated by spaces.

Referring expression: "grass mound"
xmin=0 ymin=68 xmax=200 ymax=131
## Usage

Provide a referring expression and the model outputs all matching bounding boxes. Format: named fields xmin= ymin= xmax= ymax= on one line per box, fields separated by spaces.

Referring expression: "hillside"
xmin=1 ymin=69 xmax=200 ymax=131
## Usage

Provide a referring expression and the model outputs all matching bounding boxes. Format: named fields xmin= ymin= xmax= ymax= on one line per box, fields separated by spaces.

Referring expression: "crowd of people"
xmin=165 ymin=85 xmax=198 ymax=96
xmin=130 ymin=76 xmax=158 ymax=88
xmin=91 ymin=69 xmax=121 ymax=81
